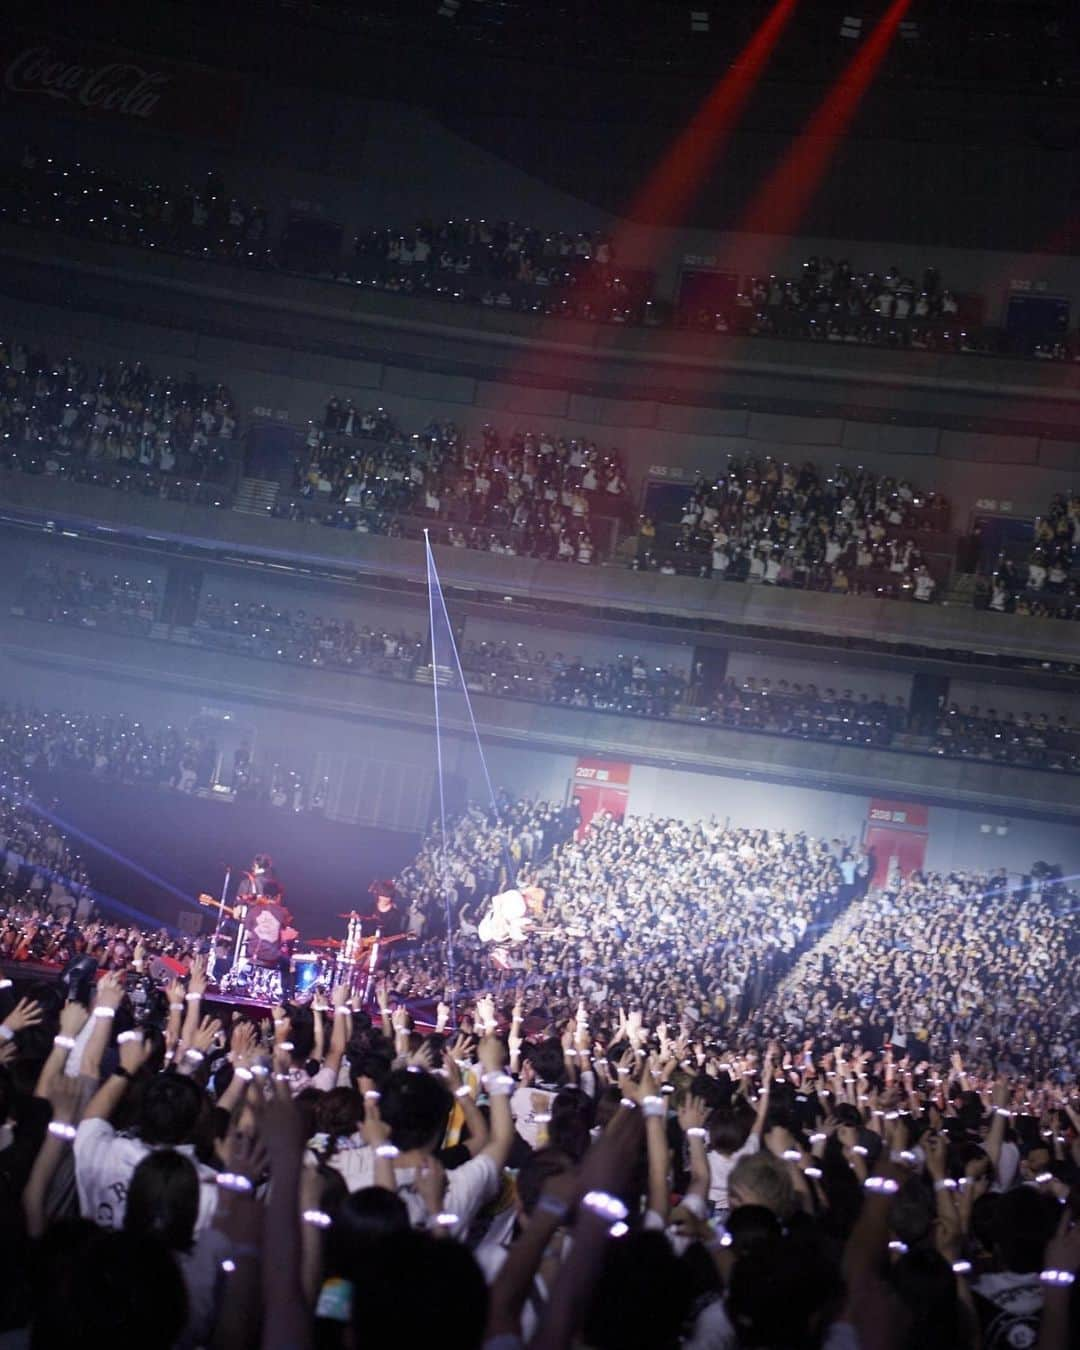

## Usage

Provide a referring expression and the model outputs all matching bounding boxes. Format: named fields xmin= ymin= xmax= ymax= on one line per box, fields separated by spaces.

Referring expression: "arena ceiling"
xmin=275 ymin=0 xmax=1076 ymax=85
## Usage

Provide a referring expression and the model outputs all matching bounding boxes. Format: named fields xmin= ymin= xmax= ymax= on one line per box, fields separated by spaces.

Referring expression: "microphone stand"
xmin=362 ymin=928 xmax=381 ymax=1006
xmin=208 ymin=866 xmax=231 ymax=982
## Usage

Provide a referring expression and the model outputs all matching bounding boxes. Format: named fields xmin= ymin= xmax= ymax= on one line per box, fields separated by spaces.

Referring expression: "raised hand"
xmin=191 ymin=1016 xmax=223 ymax=1054
xmin=223 ymin=1116 xmax=269 ymax=1183
xmin=119 ymin=1031 xmax=151 ymax=1076
xmin=477 ymin=1033 xmax=507 ymax=1075
xmin=407 ymin=1040 xmax=435 ymax=1072
xmin=2 ymin=998 xmax=44 ymax=1034
xmin=677 ymin=1093 xmax=709 ymax=1134
xmin=361 ymin=1094 xmax=392 ymax=1150
xmin=46 ymin=1069 xmax=82 ymax=1124
xmin=229 ymin=1020 xmax=257 ymax=1067
xmin=922 ymin=1129 xmax=947 ymax=1182
xmin=188 ymin=955 xmax=208 ymax=997
xmin=58 ymin=1000 xmax=89 ymax=1039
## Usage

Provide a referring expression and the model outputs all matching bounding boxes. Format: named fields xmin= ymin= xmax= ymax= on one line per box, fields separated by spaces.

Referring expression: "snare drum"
xmin=292 ymin=953 xmax=321 ymax=998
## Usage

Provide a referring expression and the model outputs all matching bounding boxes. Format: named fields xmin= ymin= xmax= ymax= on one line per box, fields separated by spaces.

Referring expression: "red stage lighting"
xmin=737 ymin=0 xmax=912 ymax=261
xmin=626 ymin=0 xmax=801 ymax=230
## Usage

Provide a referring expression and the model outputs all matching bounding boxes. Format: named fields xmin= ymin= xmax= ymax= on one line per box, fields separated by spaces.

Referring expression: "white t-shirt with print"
xmin=329 ymin=1149 xmax=500 ymax=1238
xmin=74 ymin=1119 xmax=219 ymax=1231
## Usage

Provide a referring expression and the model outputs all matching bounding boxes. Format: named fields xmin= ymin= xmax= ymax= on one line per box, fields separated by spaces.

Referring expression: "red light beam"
xmin=736 ymin=0 xmax=912 ymax=274
xmin=625 ymin=0 xmax=801 ymax=230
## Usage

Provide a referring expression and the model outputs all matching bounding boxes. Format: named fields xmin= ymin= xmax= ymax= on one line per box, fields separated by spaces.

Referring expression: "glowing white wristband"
xmin=303 ymin=1209 xmax=332 ymax=1228
xmin=93 ymin=1007 xmax=116 ymax=1020
xmin=482 ymin=1073 xmax=514 ymax=1096
xmin=582 ymin=1190 xmax=629 ymax=1225
xmin=1040 ymin=1269 xmax=1076 ymax=1287
xmin=952 ymin=1260 xmax=972 ymax=1275
xmin=429 ymin=1212 xmax=459 ymax=1229
xmin=216 ymin=1172 xmax=254 ymax=1194
xmin=184 ymin=1048 xmax=205 ymax=1063
xmin=619 ymin=1096 xmax=637 ymax=1110
xmin=364 ymin=1090 xmax=381 ymax=1102
xmin=48 ymin=1121 xmax=77 ymax=1140
xmin=782 ymin=1149 xmax=802 ymax=1162
xmin=934 ymin=1179 xmax=957 ymax=1192
xmin=334 ymin=1007 xmax=350 ymax=1017
xmin=535 ymin=1194 xmax=570 ymax=1222
xmin=852 ymin=1145 xmax=869 ymax=1157
xmin=169 ymin=1003 xmax=185 ymax=1013
xmin=685 ymin=1126 xmax=708 ymax=1141
xmin=375 ymin=1144 xmax=399 ymax=1159
xmin=118 ymin=1031 xmax=141 ymax=1045
xmin=993 ymin=1107 xmax=1011 ymax=1118
xmin=53 ymin=1035 xmax=76 ymax=1050
xmin=805 ymin=1166 xmax=823 ymax=1180
xmin=185 ymin=992 xmax=202 ymax=1003
xmin=641 ymin=1095 xmax=665 ymax=1118
xmin=863 ymin=1176 xmax=899 ymax=1195
xmin=233 ymin=1067 xmax=254 ymax=1082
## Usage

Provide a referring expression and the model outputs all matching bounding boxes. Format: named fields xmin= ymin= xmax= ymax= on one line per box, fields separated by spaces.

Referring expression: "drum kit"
xmin=197 ymin=893 xmax=407 ymax=1006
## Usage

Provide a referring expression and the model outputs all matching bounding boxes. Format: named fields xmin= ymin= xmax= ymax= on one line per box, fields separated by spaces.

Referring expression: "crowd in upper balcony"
xmin=11 ymin=572 xmax=1046 ymax=773
xmin=282 ymin=402 xmax=631 ymax=561
xmin=1 ymin=148 xmax=271 ymax=264
xmin=348 ymin=217 xmax=650 ymax=323
xmin=0 ymin=337 xmax=237 ymax=503
xmin=976 ymin=493 xmax=1080 ymax=620
xmin=15 ymin=563 xmax=161 ymax=636
xmin=934 ymin=704 xmax=1080 ymax=773
xmin=687 ymin=253 xmax=1078 ymax=360
xmin=640 ymin=456 xmax=949 ymax=601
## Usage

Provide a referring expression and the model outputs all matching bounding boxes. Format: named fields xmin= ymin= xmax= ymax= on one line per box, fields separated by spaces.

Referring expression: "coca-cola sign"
xmin=1 ymin=34 xmax=246 ymax=140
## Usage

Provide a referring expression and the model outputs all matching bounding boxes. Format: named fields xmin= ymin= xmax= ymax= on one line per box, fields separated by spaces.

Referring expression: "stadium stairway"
xmin=234 ymin=477 xmax=280 ymax=516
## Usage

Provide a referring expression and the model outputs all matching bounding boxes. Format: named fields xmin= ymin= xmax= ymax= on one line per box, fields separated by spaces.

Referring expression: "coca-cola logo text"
xmin=5 ymin=45 xmax=172 ymax=119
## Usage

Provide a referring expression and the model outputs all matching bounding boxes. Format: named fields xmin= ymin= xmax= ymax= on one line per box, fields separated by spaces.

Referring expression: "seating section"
xmin=14 ymin=565 xmax=1080 ymax=773
xmin=0 ymin=337 xmax=237 ymax=506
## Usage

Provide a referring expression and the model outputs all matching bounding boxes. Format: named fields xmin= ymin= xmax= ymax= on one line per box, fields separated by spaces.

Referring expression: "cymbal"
xmin=307 ymin=937 xmax=344 ymax=951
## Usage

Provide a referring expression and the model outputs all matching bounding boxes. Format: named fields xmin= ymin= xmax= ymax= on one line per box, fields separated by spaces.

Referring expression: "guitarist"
xmin=244 ymin=880 xmax=299 ymax=998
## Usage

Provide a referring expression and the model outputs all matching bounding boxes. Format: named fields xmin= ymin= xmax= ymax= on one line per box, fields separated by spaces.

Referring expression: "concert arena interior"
xmin=1 ymin=1 xmax=1079 ymax=1346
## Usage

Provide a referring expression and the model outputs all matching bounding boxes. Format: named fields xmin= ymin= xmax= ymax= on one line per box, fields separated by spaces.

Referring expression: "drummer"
xmin=360 ymin=880 xmax=405 ymax=939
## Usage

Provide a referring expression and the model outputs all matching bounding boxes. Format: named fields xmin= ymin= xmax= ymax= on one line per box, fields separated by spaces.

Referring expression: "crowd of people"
xmin=344 ymin=217 xmax=650 ymax=324
xmin=933 ymin=704 xmax=1080 ymax=773
xmin=285 ymin=404 xmax=630 ymax=561
xmin=0 ymin=697 xmax=320 ymax=820
xmin=0 ymin=336 xmax=238 ymax=497
xmin=15 ymin=562 xmax=162 ymax=635
xmin=18 ymin=558 xmax=1080 ymax=775
xmin=0 ymin=788 xmax=1076 ymax=1347
xmin=977 ymin=493 xmax=1080 ymax=620
xmin=1 ymin=150 xmax=271 ymax=265
xmin=745 ymin=258 xmax=960 ymax=325
xmin=638 ymin=457 xmax=949 ymax=604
